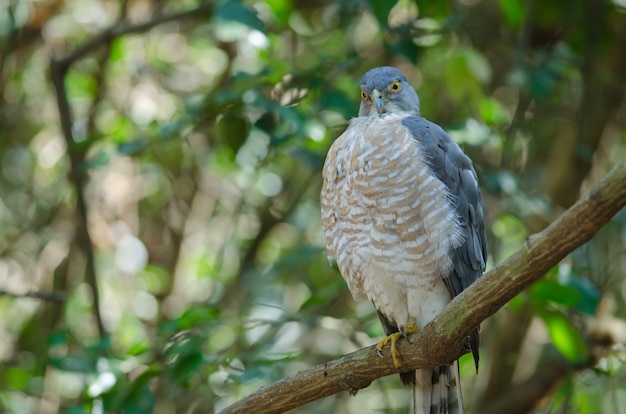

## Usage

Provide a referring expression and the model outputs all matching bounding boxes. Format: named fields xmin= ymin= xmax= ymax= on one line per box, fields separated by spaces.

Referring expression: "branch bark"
xmin=220 ymin=158 xmax=626 ymax=414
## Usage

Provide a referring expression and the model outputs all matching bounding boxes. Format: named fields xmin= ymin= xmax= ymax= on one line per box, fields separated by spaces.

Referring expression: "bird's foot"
xmin=376 ymin=322 xmax=419 ymax=368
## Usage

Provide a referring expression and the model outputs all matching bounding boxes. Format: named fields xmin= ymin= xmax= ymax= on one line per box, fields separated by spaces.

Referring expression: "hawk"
xmin=321 ymin=66 xmax=487 ymax=414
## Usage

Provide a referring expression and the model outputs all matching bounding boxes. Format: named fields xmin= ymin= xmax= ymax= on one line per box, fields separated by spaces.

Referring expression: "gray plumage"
xmin=321 ymin=66 xmax=487 ymax=414
xmin=401 ymin=115 xmax=486 ymax=370
xmin=359 ymin=66 xmax=421 ymax=116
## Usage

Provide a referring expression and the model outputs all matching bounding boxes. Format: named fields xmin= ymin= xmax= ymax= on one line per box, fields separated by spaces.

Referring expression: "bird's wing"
xmin=401 ymin=115 xmax=487 ymax=369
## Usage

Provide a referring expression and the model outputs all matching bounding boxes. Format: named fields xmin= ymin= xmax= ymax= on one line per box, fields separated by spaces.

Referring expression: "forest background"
xmin=1 ymin=0 xmax=626 ymax=413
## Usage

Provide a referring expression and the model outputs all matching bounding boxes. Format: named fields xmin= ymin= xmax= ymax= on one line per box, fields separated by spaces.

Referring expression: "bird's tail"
xmin=411 ymin=363 xmax=463 ymax=414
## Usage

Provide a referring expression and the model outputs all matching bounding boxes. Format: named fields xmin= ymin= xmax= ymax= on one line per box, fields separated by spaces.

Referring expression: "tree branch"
xmin=220 ymin=158 xmax=626 ymax=414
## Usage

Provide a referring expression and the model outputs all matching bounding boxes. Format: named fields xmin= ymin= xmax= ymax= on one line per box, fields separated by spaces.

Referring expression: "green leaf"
xmin=215 ymin=0 xmax=266 ymax=33
xmin=479 ymin=97 xmax=510 ymax=126
xmin=531 ymin=279 xmax=581 ymax=307
xmin=499 ymin=0 xmax=525 ymax=29
xmin=507 ymin=292 xmax=527 ymax=312
xmin=47 ymin=330 xmax=70 ymax=347
xmin=83 ymin=151 xmax=112 ymax=170
xmin=49 ymin=355 xmax=97 ymax=373
xmin=65 ymin=71 xmax=97 ymax=99
xmin=214 ymin=113 xmax=250 ymax=152
xmin=4 ymin=367 xmax=30 ymax=391
xmin=265 ymin=0 xmax=291 ymax=24
xmin=539 ymin=309 xmax=588 ymax=364
xmin=319 ymin=90 xmax=355 ymax=119
xmin=567 ymin=276 xmax=600 ymax=315
xmin=118 ymin=369 xmax=159 ymax=413
xmin=370 ymin=0 xmax=398 ymax=28
xmin=118 ymin=138 xmax=150 ymax=156
xmin=168 ymin=350 xmax=203 ymax=385
xmin=109 ymin=38 xmax=124 ymax=62
xmin=159 ymin=306 xmax=220 ymax=336
xmin=61 ymin=406 xmax=89 ymax=414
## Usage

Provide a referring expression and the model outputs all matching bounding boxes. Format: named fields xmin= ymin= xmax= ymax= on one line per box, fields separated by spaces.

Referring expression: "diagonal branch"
xmin=220 ymin=158 xmax=626 ymax=414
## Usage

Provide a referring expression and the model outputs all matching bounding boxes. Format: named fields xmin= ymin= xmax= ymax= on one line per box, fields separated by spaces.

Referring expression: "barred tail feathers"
xmin=412 ymin=364 xmax=463 ymax=414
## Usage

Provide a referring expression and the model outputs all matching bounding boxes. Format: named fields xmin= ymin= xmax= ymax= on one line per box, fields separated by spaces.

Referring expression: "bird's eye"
xmin=360 ymin=90 xmax=367 ymax=100
xmin=389 ymin=81 xmax=401 ymax=93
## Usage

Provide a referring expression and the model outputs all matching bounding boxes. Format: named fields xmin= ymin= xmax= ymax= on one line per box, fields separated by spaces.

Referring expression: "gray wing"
xmin=402 ymin=115 xmax=487 ymax=370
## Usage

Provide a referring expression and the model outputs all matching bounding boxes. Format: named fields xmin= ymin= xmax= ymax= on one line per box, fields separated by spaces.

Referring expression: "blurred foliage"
xmin=0 ymin=0 xmax=625 ymax=413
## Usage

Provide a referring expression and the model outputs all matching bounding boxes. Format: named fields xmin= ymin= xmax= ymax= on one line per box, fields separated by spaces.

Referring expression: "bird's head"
xmin=358 ymin=66 xmax=421 ymax=117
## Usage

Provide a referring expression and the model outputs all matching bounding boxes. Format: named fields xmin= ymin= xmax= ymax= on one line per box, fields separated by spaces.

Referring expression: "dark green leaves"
xmin=500 ymin=0 xmax=526 ymax=29
xmin=531 ymin=273 xmax=600 ymax=315
xmin=538 ymin=309 xmax=589 ymax=365
xmin=215 ymin=0 xmax=266 ymax=32
xmin=369 ymin=0 xmax=399 ymax=28
xmin=528 ymin=266 xmax=600 ymax=364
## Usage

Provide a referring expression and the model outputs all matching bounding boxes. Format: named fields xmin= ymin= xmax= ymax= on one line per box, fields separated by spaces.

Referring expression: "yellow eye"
xmin=389 ymin=80 xmax=401 ymax=93
xmin=360 ymin=90 xmax=367 ymax=100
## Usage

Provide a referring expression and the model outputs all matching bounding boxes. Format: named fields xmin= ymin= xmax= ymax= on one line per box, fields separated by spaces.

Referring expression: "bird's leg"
xmin=376 ymin=322 xmax=419 ymax=368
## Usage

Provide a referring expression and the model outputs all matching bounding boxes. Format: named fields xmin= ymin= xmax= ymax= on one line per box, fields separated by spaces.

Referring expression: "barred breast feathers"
xmin=321 ymin=114 xmax=465 ymax=302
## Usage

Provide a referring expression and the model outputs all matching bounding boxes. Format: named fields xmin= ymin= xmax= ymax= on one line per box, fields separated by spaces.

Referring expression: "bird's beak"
xmin=371 ymin=89 xmax=385 ymax=113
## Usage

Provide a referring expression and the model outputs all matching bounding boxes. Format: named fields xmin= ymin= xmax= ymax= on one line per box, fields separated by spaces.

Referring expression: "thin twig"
xmin=55 ymin=2 xmax=214 ymax=68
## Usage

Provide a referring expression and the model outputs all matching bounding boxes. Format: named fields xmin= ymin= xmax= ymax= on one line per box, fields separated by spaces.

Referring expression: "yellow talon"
xmin=376 ymin=323 xmax=419 ymax=368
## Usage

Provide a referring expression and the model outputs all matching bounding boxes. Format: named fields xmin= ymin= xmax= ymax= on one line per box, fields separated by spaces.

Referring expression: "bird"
xmin=320 ymin=66 xmax=487 ymax=414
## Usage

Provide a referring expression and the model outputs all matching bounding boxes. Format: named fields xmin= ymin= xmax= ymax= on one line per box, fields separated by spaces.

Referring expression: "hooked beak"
xmin=371 ymin=89 xmax=385 ymax=113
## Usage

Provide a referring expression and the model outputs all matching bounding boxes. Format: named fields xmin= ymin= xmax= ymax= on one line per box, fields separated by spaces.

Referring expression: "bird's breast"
xmin=321 ymin=114 xmax=463 ymax=301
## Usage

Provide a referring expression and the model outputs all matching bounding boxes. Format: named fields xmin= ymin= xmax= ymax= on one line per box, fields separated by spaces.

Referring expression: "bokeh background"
xmin=1 ymin=0 xmax=626 ymax=413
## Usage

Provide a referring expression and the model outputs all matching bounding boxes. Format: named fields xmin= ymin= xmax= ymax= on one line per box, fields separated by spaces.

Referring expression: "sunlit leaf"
xmin=500 ymin=0 xmax=526 ymax=28
xmin=539 ymin=309 xmax=588 ymax=364
xmin=4 ymin=367 xmax=30 ymax=391
xmin=266 ymin=0 xmax=291 ymax=24
xmin=65 ymin=71 xmax=97 ymax=99
xmin=109 ymin=38 xmax=124 ymax=62
xmin=479 ymin=97 xmax=510 ymax=126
